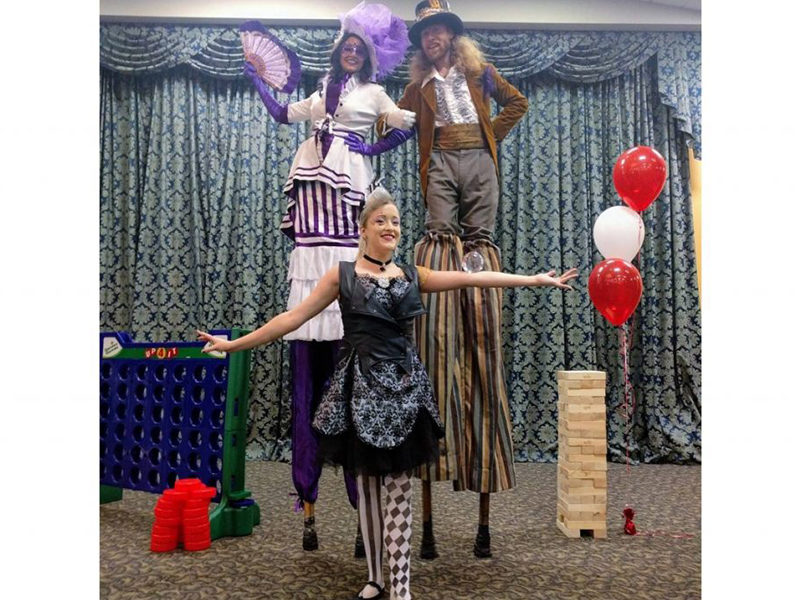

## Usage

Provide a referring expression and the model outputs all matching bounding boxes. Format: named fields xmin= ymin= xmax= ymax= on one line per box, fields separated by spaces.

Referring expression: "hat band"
xmin=416 ymin=8 xmax=450 ymax=21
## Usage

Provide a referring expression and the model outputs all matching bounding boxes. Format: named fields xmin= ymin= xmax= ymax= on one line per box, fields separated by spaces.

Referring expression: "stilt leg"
xmin=303 ymin=501 xmax=318 ymax=551
xmin=419 ymin=480 xmax=438 ymax=560
xmin=473 ymin=493 xmax=492 ymax=558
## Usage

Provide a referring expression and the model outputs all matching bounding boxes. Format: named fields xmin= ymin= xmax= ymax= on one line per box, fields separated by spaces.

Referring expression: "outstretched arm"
xmin=244 ymin=62 xmax=290 ymax=124
xmin=420 ymin=268 xmax=578 ymax=294
xmin=198 ymin=266 xmax=340 ymax=353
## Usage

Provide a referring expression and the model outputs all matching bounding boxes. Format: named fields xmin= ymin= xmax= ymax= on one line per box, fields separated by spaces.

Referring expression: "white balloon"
xmin=593 ymin=206 xmax=645 ymax=261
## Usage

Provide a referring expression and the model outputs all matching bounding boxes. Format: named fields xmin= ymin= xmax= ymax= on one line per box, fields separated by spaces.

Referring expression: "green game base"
xmin=209 ymin=492 xmax=261 ymax=539
xmin=100 ymin=485 xmax=123 ymax=504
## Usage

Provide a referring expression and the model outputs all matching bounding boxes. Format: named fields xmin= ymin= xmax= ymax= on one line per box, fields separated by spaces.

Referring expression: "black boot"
xmin=303 ymin=516 xmax=318 ymax=551
xmin=419 ymin=517 xmax=439 ymax=559
xmin=354 ymin=525 xmax=366 ymax=558
xmin=473 ymin=524 xmax=492 ymax=558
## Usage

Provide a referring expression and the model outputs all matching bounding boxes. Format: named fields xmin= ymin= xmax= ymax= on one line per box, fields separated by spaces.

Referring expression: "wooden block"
xmin=564 ymin=419 xmax=605 ymax=431
xmin=558 ymin=446 xmax=600 ymax=461
xmin=558 ymin=479 xmax=594 ymax=493
xmin=558 ymin=407 xmax=604 ymax=420
xmin=561 ymin=380 xmax=606 ymax=391
xmin=559 ymin=493 xmax=607 ymax=505
xmin=559 ymin=442 xmax=607 ymax=457
xmin=559 ymin=467 xmax=607 ymax=480
xmin=557 ymin=499 xmax=605 ymax=513
xmin=558 ymin=461 xmax=608 ymax=475
xmin=557 ymin=371 xmax=606 ymax=382
xmin=560 ymin=513 xmax=605 ymax=524
xmin=557 ymin=502 xmax=606 ymax=513
xmin=564 ymin=389 xmax=607 ymax=401
xmin=559 ymin=479 xmax=599 ymax=493
xmin=558 ymin=484 xmax=606 ymax=498
xmin=555 ymin=519 xmax=582 ymax=538
xmin=559 ymin=475 xmax=607 ymax=491
xmin=556 ymin=522 xmax=607 ymax=540
xmin=559 ymin=519 xmax=607 ymax=530
xmin=558 ymin=459 xmax=605 ymax=472
xmin=565 ymin=404 xmax=606 ymax=415
xmin=558 ymin=401 xmax=604 ymax=412
xmin=560 ymin=514 xmax=606 ymax=525
xmin=561 ymin=428 xmax=605 ymax=440
xmin=561 ymin=412 xmax=605 ymax=423
xmin=564 ymin=437 xmax=606 ymax=448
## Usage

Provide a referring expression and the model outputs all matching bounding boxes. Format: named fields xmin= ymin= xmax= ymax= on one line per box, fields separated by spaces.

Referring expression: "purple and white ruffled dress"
xmin=281 ymin=76 xmax=409 ymax=341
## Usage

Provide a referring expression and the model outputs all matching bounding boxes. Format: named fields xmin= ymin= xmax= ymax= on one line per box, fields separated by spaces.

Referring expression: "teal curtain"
xmin=100 ymin=24 xmax=701 ymax=464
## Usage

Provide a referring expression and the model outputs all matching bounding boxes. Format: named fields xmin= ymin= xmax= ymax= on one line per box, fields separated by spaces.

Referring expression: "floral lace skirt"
xmin=313 ymin=349 xmax=444 ymax=476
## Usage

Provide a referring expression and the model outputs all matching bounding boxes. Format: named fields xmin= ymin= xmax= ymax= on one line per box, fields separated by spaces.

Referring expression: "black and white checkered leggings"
xmin=357 ymin=472 xmax=413 ymax=600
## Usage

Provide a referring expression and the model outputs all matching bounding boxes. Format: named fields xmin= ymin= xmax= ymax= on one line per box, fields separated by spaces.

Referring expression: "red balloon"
xmin=588 ymin=259 xmax=643 ymax=327
xmin=613 ymin=146 xmax=667 ymax=212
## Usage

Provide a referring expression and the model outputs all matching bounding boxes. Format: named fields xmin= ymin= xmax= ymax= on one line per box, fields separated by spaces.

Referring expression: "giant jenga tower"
xmin=556 ymin=370 xmax=607 ymax=539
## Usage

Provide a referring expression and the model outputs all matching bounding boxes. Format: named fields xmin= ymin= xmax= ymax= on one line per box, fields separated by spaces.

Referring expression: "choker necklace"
xmin=363 ymin=254 xmax=392 ymax=272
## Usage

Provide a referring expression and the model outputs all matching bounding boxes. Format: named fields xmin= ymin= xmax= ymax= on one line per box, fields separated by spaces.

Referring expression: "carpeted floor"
xmin=100 ymin=462 xmax=700 ymax=599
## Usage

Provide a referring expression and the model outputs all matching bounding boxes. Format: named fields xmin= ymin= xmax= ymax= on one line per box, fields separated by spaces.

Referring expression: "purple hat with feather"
xmin=333 ymin=2 xmax=410 ymax=81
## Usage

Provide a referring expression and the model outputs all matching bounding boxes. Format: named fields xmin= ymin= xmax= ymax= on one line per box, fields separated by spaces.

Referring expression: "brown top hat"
xmin=408 ymin=1 xmax=464 ymax=47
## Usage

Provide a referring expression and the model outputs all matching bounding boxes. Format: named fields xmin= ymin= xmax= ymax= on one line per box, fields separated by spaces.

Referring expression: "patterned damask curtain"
xmin=100 ymin=24 xmax=701 ymax=464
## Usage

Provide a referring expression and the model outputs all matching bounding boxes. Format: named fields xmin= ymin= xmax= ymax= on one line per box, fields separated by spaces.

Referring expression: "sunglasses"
xmin=341 ymin=44 xmax=367 ymax=57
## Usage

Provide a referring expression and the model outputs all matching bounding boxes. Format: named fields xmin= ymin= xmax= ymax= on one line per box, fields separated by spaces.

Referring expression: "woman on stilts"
xmin=242 ymin=1 xmax=415 ymax=551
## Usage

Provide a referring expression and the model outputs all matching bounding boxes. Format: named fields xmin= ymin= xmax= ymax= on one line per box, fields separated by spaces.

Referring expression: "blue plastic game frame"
xmin=100 ymin=329 xmax=260 ymax=538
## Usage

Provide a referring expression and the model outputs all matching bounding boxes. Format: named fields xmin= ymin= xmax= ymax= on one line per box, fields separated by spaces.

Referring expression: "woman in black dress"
xmin=198 ymin=189 xmax=577 ymax=600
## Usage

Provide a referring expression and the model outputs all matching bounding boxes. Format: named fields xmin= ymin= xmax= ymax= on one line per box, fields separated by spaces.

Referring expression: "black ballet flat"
xmin=353 ymin=581 xmax=385 ymax=599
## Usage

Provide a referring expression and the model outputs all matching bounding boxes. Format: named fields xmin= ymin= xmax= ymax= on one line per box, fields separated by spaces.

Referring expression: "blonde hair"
xmin=357 ymin=188 xmax=398 ymax=258
xmin=410 ymin=34 xmax=486 ymax=85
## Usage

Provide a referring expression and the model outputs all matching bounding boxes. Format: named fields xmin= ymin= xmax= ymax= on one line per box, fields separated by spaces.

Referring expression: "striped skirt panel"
xmin=458 ymin=241 xmax=516 ymax=493
xmin=413 ymin=233 xmax=466 ymax=483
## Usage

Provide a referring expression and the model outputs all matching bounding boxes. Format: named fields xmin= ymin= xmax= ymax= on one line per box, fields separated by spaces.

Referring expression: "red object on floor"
xmin=175 ymin=478 xmax=204 ymax=491
xmin=150 ymin=480 xmax=216 ymax=552
xmin=623 ymin=506 xmax=637 ymax=535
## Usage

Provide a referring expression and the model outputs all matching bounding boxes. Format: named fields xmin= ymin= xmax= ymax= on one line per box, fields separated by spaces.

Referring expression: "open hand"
xmin=536 ymin=268 xmax=578 ymax=290
xmin=197 ymin=330 xmax=232 ymax=353
xmin=344 ymin=132 xmax=370 ymax=155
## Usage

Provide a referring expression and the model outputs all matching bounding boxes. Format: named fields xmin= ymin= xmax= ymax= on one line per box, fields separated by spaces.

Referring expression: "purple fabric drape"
xmin=291 ymin=339 xmax=357 ymax=508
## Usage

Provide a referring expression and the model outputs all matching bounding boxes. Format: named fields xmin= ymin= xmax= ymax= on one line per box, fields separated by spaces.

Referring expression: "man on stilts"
xmin=381 ymin=0 xmax=528 ymax=558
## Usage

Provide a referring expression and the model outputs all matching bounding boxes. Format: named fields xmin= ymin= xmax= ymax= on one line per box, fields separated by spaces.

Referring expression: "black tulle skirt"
xmin=317 ymin=408 xmax=443 ymax=476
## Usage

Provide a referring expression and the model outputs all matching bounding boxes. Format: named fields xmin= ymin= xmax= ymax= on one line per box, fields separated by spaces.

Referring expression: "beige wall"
xmin=99 ymin=0 xmax=700 ymax=29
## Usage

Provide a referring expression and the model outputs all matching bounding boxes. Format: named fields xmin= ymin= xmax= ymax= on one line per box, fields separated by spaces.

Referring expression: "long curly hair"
xmin=409 ymin=34 xmax=485 ymax=85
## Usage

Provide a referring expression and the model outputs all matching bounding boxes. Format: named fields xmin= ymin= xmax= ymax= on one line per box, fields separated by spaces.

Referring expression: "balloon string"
xmin=628 ymin=529 xmax=695 ymax=539
xmin=619 ymin=325 xmax=633 ymax=475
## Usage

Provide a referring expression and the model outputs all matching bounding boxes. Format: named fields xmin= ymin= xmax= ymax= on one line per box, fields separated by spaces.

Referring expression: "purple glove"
xmin=344 ymin=129 xmax=415 ymax=157
xmin=244 ymin=62 xmax=289 ymax=124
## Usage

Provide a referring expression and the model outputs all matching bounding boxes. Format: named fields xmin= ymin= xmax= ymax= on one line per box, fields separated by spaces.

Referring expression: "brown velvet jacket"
xmin=379 ymin=63 xmax=529 ymax=198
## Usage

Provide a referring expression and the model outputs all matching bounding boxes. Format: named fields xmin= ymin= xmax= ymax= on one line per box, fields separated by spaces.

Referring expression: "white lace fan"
xmin=240 ymin=21 xmax=301 ymax=94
